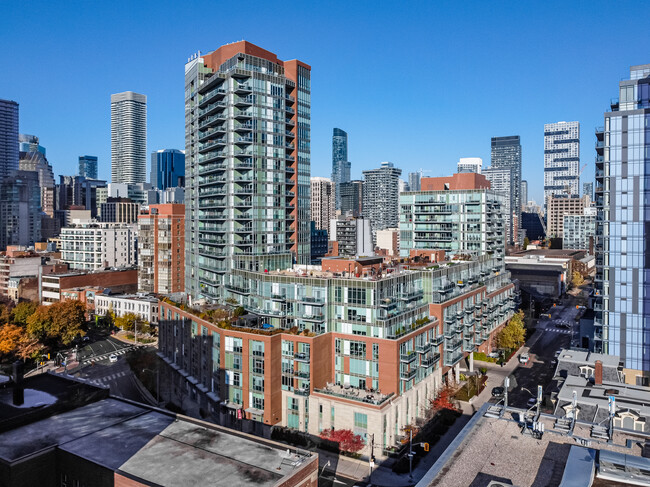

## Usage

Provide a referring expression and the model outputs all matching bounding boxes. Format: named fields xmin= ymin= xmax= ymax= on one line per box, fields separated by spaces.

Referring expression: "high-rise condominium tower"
xmin=544 ymin=121 xmax=580 ymax=207
xmin=340 ymin=180 xmax=363 ymax=217
xmin=18 ymin=134 xmax=55 ymax=218
xmin=521 ymin=180 xmax=528 ymax=210
xmin=482 ymin=166 xmax=513 ymax=244
xmin=184 ymin=41 xmax=311 ymax=300
xmin=331 ymin=128 xmax=350 ymax=209
xmin=491 ymin=136 xmax=522 ymax=244
xmin=583 ymin=181 xmax=593 ymax=202
xmin=79 ymin=155 xmax=98 ymax=180
xmin=0 ymin=99 xmax=18 ymax=182
xmin=362 ymin=162 xmax=401 ymax=235
xmin=457 ymin=157 xmax=482 ymax=174
xmin=310 ymin=177 xmax=335 ymax=232
xmin=594 ymin=64 xmax=650 ymax=381
xmin=111 ymin=91 xmax=147 ymax=184
xmin=408 ymin=172 xmax=421 ymax=192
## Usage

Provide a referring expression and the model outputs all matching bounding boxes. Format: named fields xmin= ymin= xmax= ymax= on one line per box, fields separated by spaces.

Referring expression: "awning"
xmin=221 ymin=401 xmax=242 ymax=410
xmin=245 ymin=407 xmax=265 ymax=416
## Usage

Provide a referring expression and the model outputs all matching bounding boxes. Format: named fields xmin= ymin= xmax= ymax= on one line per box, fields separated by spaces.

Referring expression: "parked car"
xmin=109 ymin=354 xmax=118 ymax=363
xmin=491 ymin=386 xmax=505 ymax=397
xmin=488 ymin=351 xmax=500 ymax=359
xmin=519 ymin=353 xmax=530 ymax=364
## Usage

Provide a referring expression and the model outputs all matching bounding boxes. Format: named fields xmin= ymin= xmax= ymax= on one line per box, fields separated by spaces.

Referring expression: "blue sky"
xmin=1 ymin=1 xmax=648 ymax=204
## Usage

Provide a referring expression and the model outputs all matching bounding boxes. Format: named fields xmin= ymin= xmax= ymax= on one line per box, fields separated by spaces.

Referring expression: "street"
xmin=76 ymin=335 xmax=133 ymax=364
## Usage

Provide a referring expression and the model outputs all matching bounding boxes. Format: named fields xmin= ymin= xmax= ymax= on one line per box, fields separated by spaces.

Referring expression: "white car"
xmin=519 ymin=353 xmax=530 ymax=364
xmin=109 ymin=354 xmax=118 ymax=363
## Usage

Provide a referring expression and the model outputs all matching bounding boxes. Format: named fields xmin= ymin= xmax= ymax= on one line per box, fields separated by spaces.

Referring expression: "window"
xmin=354 ymin=412 xmax=368 ymax=438
xmin=349 ymin=341 xmax=366 ymax=358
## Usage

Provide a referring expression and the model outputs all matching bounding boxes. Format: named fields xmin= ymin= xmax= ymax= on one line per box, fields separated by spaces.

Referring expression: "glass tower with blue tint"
xmin=151 ymin=149 xmax=185 ymax=190
xmin=78 ymin=155 xmax=98 ymax=179
xmin=594 ymin=63 xmax=650 ymax=384
xmin=491 ymin=135 xmax=522 ymax=244
xmin=332 ymin=128 xmax=350 ymax=209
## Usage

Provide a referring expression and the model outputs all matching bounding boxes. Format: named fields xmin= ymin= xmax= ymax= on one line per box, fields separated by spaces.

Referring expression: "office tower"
xmin=18 ymin=134 xmax=55 ymax=217
xmin=491 ymin=136 xmax=522 ymax=244
xmin=310 ymin=177 xmax=335 ymax=232
xmin=457 ymin=157 xmax=482 ymax=174
xmin=0 ymin=171 xmax=41 ymax=249
xmin=546 ymin=194 xmax=587 ymax=238
xmin=408 ymin=171 xmax=421 ymax=191
xmin=184 ymin=41 xmax=311 ymax=300
xmin=331 ymin=128 xmax=350 ymax=209
xmin=0 ymin=99 xmax=19 ymax=182
xmin=521 ymin=212 xmax=546 ymax=241
xmin=151 ymin=149 xmax=185 ymax=190
xmin=100 ymin=197 xmax=139 ymax=223
xmin=78 ymin=155 xmax=98 ymax=180
xmin=398 ymin=178 xmax=409 ymax=193
xmin=339 ymin=180 xmax=363 ymax=217
xmin=583 ymin=181 xmax=593 ymax=202
xmin=111 ymin=91 xmax=147 ymax=184
xmin=329 ymin=216 xmax=373 ymax=257
xmin=400 ymin=173 xmax=505 ymax=259
xmin=362 ymin=162 xmax=401 ymax=235
xmin=521 ymin=180 xmax=528 ymax=210
xmin=563 ymin=208 xmax=596 ymax=250
xmin=543 ymin=121 xmax=580 ymax=206
xmin=594 ymin=63 xmax=650 ymax=381
xmin=56 ymin=175 xmax=107 ymax=220
xmin=138 ymin=204 xmax=185 ymax=293
xmin=310 ymin=221 xmax=328 ymax=264
xmin=59 ymin=222 xmax=137 ymax=270
xmin=482 ymin=166 xmax=513 ymax=244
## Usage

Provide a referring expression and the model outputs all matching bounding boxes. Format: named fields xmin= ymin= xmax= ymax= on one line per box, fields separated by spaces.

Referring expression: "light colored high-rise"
xmin=546 ymin=194 xmax=587 ymax=238
xmin=310 ymin=177 xmax=335 ymax=232
xmin=59 ymin=222 xmax=137 ymax=270
xmin=521 ymin=180 xmax=528 ymax=211
xmin=362 ymin=161 xmax=401 ymax=235
xmin=563 ymin=208 xmax=596 ymax=250
xmin=184 ymin=41 xmax=311 ymax=301
xmin=18 ymin=134 xmax=55 ymax=218
xmin=543 ymin=121 xmax=580 ymax=207
xmin=407 ymin=171 xmax=421 ymax=191
xmin=111 ymin=91 xmax=147 ymax=184
xmin=594 ymin=64 xmax=650 ymax=381
xmin=457 ymin=157 xmax=482 ymax=174
xmin=491 ymin=136 xmax=522 ymax=244
xmin=482 ymin=166 xmax=513 ymax=244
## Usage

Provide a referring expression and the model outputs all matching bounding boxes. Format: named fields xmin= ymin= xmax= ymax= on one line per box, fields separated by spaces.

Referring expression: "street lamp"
xmin=142 ymin=367 xmax=160 ymax=404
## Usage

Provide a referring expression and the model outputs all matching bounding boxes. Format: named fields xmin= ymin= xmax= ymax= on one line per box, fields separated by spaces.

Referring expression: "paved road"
xmin=76 ymin=335 xmax=132 ymax=363
xmin=78 ymin=352 xmax=150 ymax=403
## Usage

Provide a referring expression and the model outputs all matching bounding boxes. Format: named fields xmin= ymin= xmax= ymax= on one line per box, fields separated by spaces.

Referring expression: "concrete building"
xmin=362 ymin=162 xmax=401 ymax=235
xmin=59 ymin=222 xmax=137 ymax=271
xmin=456 ymin=157 xmax=482 ymax=174
xmin=482 ymin=166 xmax=514 ymax=244
xmin=56 ymin=175 xmax=107 ymax=218
xmin=491 ymin=136 xmax=522 ymax=244
xmin=375 ymin=227 xmax=399 ymax=257
xmin=407 ymin=171 xmax=421 ymax=191
xmin=151 ymin=149 xmax=185 ymax=190
xmin=563 ymin=208 xmax=596 ymax=250
xmin=310 ymin=177 xmax=335 ymax=232
xmin=40 ymin=267 xmax=138 ymax=305
xmin=521 ymin=179 xmax=528 ymax=211
xmin=94 ymin=293 xmax=160 ymax=325
xmin=111 ymin=91 xmax=147 ymax=184
xmin=78 ymin=155 xmax=98 ymax=179
xmin=0 ymin=373 xmax=318 ymax=487
xmin=18 ymin=134 xmax=55 ymax=218
xmin=583 ymin=181 xmax=593 ymax=203
xmin=594 ymin=63 xmax=650 ymax=382
xmin=158 ymin=252 xmax=515 ymax=455
xmin=184 ymin=41 xmax=311 ymax=301
xmin=138 ymin=203 xmax=184 ymax=294
xmin=340 ymin=180 xmax=363 ymax=217
xmin=331 ymin=128 xmax=350 ymax=210
xmin=0 ymin=170 xmax=41 ymax=250
xmin=99 ymin=197 xmax=139 ymax=223
xmin=0 ymin=247 xmax=41 ymax=299
xmin=0 ymin=99 xmax=18 ymax=182
xmin=329 ymin=216 xmax=373 ymax=257
xmin=544 ymin=120 xmax=580 ymax=206
xmin=546 ymin=194 xmax=588 ymax=238
xmin=399 ymin=173 xmax=505 ymax=259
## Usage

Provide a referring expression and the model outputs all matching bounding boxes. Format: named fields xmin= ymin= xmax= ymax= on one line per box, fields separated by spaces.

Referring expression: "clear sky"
xmin=1 ymin=0 xmax=648 ymax=204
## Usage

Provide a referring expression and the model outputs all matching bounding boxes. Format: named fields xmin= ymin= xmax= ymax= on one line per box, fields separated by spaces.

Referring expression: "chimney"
xmin=12 ymin=360 xmax=24 ymax=406
xmin=594 ymin=360 xmax=603 ymax=386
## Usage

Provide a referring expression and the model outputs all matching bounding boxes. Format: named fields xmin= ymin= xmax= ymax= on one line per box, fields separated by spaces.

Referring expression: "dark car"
xmin=491 ymin=386 xmax=505 ymax=397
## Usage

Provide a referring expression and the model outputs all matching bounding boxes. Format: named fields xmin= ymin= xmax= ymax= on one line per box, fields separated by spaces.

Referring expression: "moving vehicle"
xmin=109 ymin=354 xmax=118 ymax=363
xmin=519 ymin=353 xmax=530 ymax=364
xmin=491 ymin=386 xmax=505 ymax=397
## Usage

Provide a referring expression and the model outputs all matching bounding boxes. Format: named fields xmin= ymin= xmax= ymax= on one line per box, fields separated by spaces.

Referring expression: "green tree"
xmin=523 ymin=237 xmax=530 ymax=250
xmin=115 ymin=312 xmax=139 ymax=332
xmin=26 ymin=300 xmax=87 ymax=347
xmin=11 ymin=301 xmax=37 ymax=326
xmin=497 ymin=310 xmax=525 ymax=350
xmin=572 ymin=271 xmax=585 ymax=288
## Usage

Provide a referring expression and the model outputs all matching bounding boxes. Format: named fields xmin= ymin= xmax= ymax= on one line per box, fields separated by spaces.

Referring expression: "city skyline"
xmin=1 ymin=2 xmax=649 ymax=204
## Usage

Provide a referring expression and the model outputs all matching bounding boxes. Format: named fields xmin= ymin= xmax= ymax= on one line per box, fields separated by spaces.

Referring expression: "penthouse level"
xmin=158 ymin=255 xmax=515 ymax=456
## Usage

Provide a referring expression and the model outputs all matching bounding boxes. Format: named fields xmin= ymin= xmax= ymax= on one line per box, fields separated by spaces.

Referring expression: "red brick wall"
xmin=421 ymin=173 xmax=491 ymax=191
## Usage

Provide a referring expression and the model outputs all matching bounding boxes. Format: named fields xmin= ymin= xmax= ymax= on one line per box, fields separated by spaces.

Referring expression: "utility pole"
xmin=368 ymin=433 xmax=375 ymax=480
xmin=408 ymin=427 xmax=414 ymax=480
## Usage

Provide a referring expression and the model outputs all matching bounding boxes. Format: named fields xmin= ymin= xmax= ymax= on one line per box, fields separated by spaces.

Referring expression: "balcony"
xmin=400 ymin=368 xmax=417 ymax=381
xmin=400 ymin=352 xmax=417 ymax=364
xmin=199 ymin=88 xmax=226 ymax=108
xmin=234 ymin=122 xmax=253 ymax=132
xmin=421 ymin=354 xmax=440 ymax=368
xmin=294 ymin=352 xmax=310 ymax=363
xmin=416 ymin=343 xmax=432 ymax=354
xmin=235 ymin=83 xmax=252 ymax=94
xmin=431 ymin=335 xmax=444 ymax=346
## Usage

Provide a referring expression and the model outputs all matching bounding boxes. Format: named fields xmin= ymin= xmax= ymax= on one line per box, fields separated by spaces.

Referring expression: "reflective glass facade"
xmin=331 ymin=128 xmax=350 ymax=209
xmin=491 ymin=136 xmax=522 ymax=244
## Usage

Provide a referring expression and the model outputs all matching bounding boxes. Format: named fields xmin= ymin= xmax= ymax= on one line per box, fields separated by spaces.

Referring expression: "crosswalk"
xmin=546 ymin=327 xmax=573 ymax=335
xmin=88 ymin=370 xmax=129 ymax=386
xmin=82 ymin=347 xmax=132 ymax=364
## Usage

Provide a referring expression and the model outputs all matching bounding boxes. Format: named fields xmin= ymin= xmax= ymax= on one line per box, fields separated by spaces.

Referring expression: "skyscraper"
xmin=0 ymin=99 xmax=19 ymax=182
xmin=544 ymin=121 xmax=580 ymax=207
xmin=111 ymin=91 xmax=147 ymax=184
xmin=79 ymin=155 xmax=98 ymax=179
xmin=19 ymin=134 xmax=55 ymax=218
xmin=583 ymin=181 xmax=593 ymax=202
xmin=184 ymin=41 xmax=311 ymax=300
xmin=310 ymin=177 xmax=335 ymax=232
xmin=457 ymin=157 xmax=482 ymax=174
xmin=521 ymin=180 xmax=528 ymax=210
xmin=339 ymin=180 xmax=363 ymax=217
xmin=151 ymin=149 xmax=185 ymax=190
xmin=407 ymin=171 xmax=421 ymax=191
xmin=491 ymin=136 xmax=522 ymax=244
xmin=331 ymin=128 xmax=350 ymax=209
xmin=0 ymin=170 xmax=41 ymax=249
xmin=594 ymin=64 xmax=650 ymax=381
xmin=362 ymin=162 xmax=401 ymax=235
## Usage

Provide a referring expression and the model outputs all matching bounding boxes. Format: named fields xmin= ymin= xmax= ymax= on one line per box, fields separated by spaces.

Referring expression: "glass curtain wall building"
xmin=544 ymin=121 xmax=580 ymax=206
xmin=331 ymin=128 xmax=350 ymax=210
xmin=0 ymin=99 xmax=19 ymax=182
xmin=79 ymin=155 xmax=98 ymax=180
xmin=184 ymin=41 xmax=311 ymax=301
xmin=151 ymin=149 xmax=185 ymax=190
xmin=490 ymin=136 xmax=522 ymax=244
xmin=594 ymin=63 xmax=650 ymax=384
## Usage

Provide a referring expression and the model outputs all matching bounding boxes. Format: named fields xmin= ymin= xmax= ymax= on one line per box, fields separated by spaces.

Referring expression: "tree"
xmin=319 ymin=429 xmax=365 ymax=454
xmin=11 ymin=301 xmax=37 ymax=326
xmin=115 ymin=312 xmax=139 ymax=332
xmin=572 ymin=271 xmax=585 ymax=288
xmin=523 ymin=237 xmax=530 ymax=250
xmin=0 ymin=324 xmax=24 ymax=358
xmin=430 ymin=384 xmax=456 ymax=412
xmin=496 ymin=310 xmax=525 ymax=350
xmin=26 ymin=300 xmax=87 ymax=347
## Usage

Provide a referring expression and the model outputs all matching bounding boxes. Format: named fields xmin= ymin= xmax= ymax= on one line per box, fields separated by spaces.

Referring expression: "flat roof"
xmin=556 ymin=349 xmax=620 ymax=368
